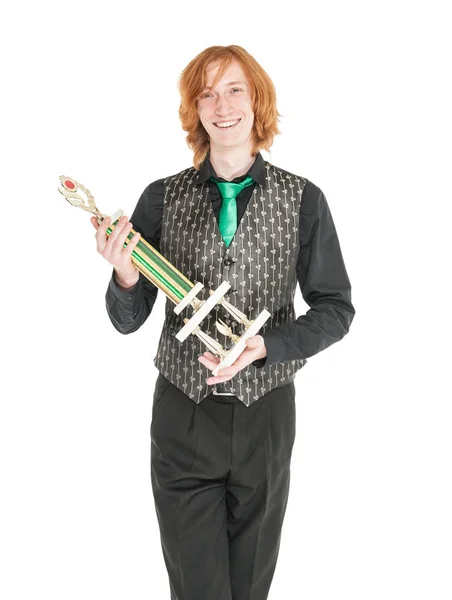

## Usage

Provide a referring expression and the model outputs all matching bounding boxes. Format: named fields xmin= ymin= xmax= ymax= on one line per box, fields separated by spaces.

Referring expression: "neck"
xmin=209 ymin=144 xmax=255 ymax=181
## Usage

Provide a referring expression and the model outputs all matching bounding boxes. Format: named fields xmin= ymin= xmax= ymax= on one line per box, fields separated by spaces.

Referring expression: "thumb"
xmin=246 ymin=336 xmax=260 ymax=349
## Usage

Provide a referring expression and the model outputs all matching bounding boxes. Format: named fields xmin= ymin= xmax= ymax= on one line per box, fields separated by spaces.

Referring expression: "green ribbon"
xmin=210 ymin=175 xmax=254 ymax=247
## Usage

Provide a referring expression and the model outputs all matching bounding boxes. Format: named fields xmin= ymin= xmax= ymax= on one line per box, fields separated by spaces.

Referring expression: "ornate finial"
xmin=215 ymin=319 xmax=240 ymax=343
xmin=58 ymin=175 xmax=104 ymax=220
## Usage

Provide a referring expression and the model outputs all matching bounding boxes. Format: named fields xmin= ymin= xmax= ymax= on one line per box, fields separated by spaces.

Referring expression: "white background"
xmin=1 ymin=1 xmax=451 ymax=598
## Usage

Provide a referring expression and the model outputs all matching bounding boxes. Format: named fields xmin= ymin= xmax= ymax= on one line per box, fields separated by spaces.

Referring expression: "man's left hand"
xmin=198 ymin=335 xmax=267 ymax=385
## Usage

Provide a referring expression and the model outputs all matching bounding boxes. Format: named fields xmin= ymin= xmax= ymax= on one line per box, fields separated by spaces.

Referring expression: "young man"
xmin=92 ymin=45 xmax=354 ymax=600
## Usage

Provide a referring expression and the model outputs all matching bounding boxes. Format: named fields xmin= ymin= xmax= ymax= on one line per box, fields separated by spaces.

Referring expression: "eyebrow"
xmin=203 ymin=80 xmax=247 ymax=90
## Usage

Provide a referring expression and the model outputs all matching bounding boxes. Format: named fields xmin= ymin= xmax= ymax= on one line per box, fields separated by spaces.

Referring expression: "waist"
xmin=209 ymin=386 xmax=240 ymax=403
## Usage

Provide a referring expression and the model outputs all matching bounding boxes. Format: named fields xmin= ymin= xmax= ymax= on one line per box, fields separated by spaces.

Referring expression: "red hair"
xmin=178 ymin=45 xmax=281 ymax=170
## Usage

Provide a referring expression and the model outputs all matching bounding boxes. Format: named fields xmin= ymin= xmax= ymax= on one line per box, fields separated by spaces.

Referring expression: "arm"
xmin=199 ymin=180 xmax=355 ymax=383
xmin=260 ymin=180 xmax=355 ymax=364
xmin=104 ymin=179 xmax=165 ymax=335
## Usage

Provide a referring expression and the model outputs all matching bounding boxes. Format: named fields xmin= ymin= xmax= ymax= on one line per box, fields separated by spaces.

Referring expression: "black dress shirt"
xmin=105 ymin=153 xmax=355 ymax=367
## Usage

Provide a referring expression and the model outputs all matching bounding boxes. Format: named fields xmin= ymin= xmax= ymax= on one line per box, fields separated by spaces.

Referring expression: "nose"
xmin=214 ymin=94 xmax=233 ymax=117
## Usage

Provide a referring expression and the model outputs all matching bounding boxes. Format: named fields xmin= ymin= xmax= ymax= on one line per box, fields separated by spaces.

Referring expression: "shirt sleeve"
xmin=105 ymin=178 xmax=165 ymax=334
xmin=257 ymin=180 xmax=355 ymax=365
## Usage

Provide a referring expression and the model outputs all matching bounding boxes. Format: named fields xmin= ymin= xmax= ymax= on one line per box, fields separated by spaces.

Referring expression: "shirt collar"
xmin=197 ymin=151 xmax=267 ymax=187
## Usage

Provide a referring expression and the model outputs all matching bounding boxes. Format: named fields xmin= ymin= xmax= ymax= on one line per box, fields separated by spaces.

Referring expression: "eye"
xmin=200 ymin=91 xmax=214 ymax=99
xmin=230 ymin=88 xmax=242 ymax=93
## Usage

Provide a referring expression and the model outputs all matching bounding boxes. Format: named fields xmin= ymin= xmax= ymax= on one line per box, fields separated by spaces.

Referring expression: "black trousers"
xmin=150 ymin=373 xmax=296 ymax=600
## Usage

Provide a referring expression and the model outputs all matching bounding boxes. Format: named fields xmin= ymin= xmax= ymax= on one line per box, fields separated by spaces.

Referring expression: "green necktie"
xmin=210 ymin=175 xmax=254 ymax=247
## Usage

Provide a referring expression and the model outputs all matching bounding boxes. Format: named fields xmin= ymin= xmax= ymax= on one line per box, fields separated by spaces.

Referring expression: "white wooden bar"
xmin=212 ymin=309 xmax=271 ymax=375
xmin=175 ymin=281 xmax=231 ymax=342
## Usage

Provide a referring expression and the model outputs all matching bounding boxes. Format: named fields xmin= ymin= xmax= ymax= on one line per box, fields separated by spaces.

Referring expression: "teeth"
xmin=215 ymin=120 xmax=239 ymax=128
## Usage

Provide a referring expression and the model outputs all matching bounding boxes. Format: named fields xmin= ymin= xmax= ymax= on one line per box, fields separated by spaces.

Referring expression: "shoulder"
xmin=265 ymin=162 xmax=326 ymax=213
xmin=140 ymin=165 xmax=198 ymax=196
xmin=135 ymin=165 xmax=200 ymax=214
xmin=163 ymin=166 xmax=199 ymax=186
xmin=139 ymin=176 xmax=165 ymax=199
xmin=264 ymin=161 xmax=308 ymax=186
xmin=132 ymin=176 xmax=166 ymax=222
xmin=302 ymin=179 xmax=328 ymax=214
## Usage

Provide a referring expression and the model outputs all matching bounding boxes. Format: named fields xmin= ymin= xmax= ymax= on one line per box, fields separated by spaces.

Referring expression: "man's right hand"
xmin=91 ymin=214 xmax=141 ymax=289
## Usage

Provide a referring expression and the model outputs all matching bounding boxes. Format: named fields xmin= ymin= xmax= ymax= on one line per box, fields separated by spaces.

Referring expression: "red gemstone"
xmin=65 ymin=180 xmax=75 ymax=190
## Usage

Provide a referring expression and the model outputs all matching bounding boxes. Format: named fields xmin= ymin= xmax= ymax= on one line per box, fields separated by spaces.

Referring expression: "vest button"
xmin=224 ymin=258 xmax=233 ymax=267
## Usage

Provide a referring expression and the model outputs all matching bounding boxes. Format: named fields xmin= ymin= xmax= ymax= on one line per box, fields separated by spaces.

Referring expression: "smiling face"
xmin=197 ymin=59 xmax=254 ymax=153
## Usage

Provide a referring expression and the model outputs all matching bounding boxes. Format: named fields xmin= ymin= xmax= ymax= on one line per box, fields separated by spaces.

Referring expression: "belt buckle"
xmin=212 ymin=387 xmax=235 ymax=396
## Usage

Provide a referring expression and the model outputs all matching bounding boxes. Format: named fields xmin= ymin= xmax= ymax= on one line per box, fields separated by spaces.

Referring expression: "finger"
xmin=90 ymin=216 xmax=100 ymax=230
xmin=98 ymin=215 xmax=112 ymax=237
xmin=217 ymin=349 xmax=255 ymax=375
xmin=198 ymin=351 xmax=220 ymax=363
xmin=106 ymin=221 xmax=132 ymax=265
xmin=202 ymin=351 xmax=219 ymax=362
xmin=123 ymin=231 xmax=141 ymax=258
xmin=198 ymin=355 xmax=220 ymax=371
xmin=206 ymin=374 xmax=235 ymax=385
xmin=106 ymin=215 xmax=129 ymax=248
xmin=212 ymin=365 xmax=237 ymax=378
xmin=112 ymin=220 xmax=133 ymax=253
xmin=246 ymin=335 xmax=263 ymax=349
xmin=210 ymin=345 xmax=263 ymax=378
xmin=95 ymin=216 xmax=110 ymax=252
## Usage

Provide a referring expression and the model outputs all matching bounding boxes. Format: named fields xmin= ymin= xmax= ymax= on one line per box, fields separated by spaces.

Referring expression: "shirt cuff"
xmin=251 ymin=357 xmax=267 ymax=368
xmin=259 ymin=330 xmax=286 ymax=365
xmin=251 ymin=333 xmax=284 ymax=368
xmin=108 ymin=270 xmax=142 ymax=300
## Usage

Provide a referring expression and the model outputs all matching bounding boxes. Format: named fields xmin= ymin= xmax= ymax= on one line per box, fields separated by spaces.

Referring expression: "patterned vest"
xmin=153 ymin=161 xmax=307 ymax=406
